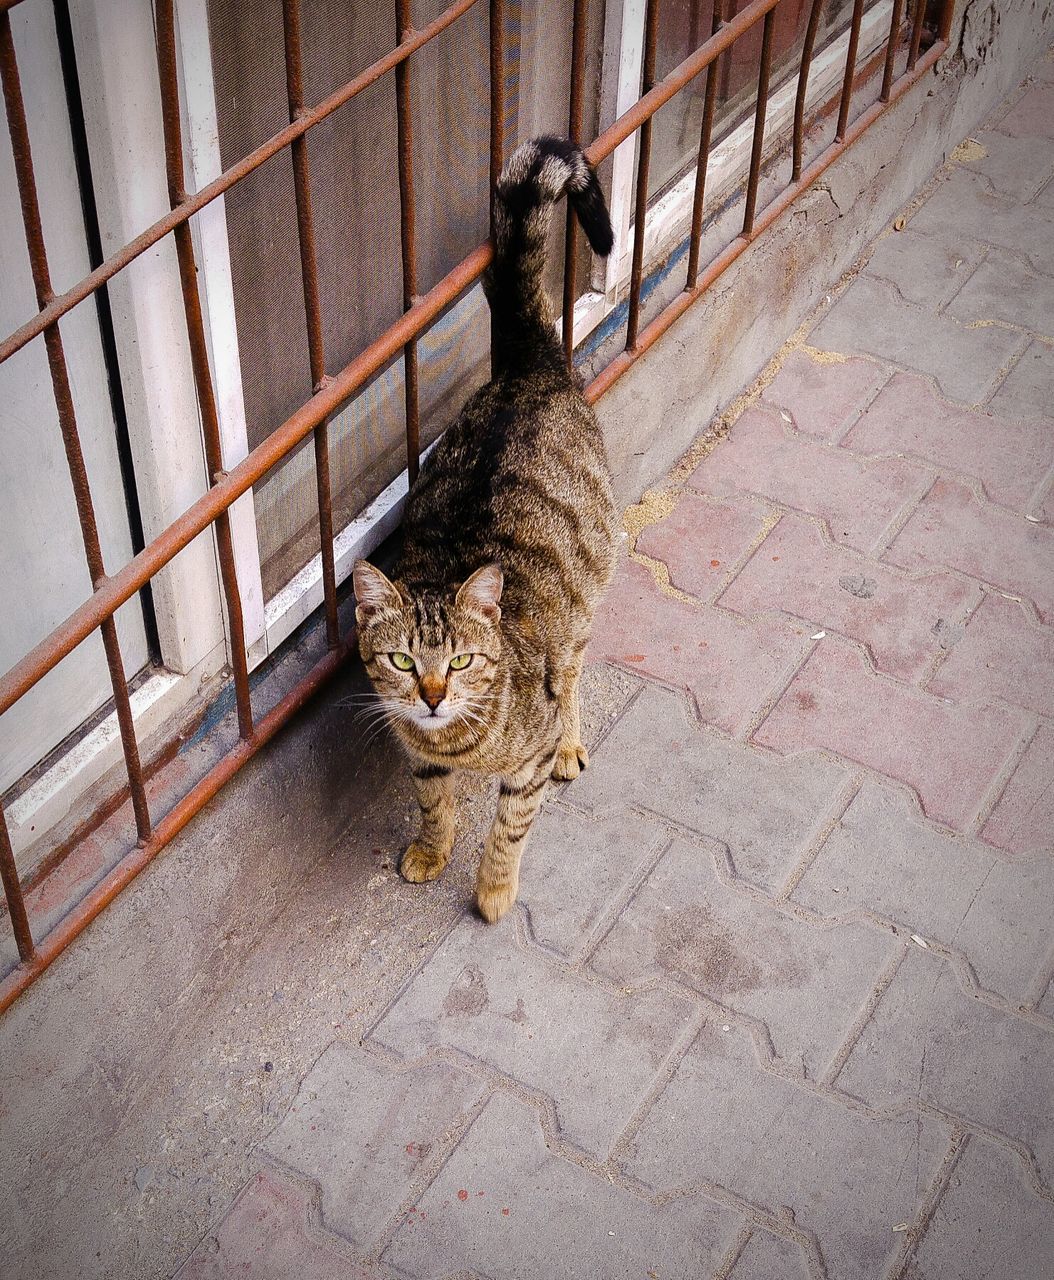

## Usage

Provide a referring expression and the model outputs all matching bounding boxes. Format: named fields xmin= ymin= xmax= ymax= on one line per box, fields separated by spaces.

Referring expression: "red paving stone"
xmin=588 ymin=557 xmax=807 ymax=735
xmin=929 ymin=592 xmax=1054 ymax=715
xmin=761 ymin=349 xmax=889 ymax=441
xmin=982 ymin=723 xmax=1054 ymax=856
xmin=636 ymin=492 xmax=769 ymax=600
xmin=753 ymin=638 xmax=1024 ymax=830
xmin=689 ymin=405 xmax=930 ymax=552
xmin=718 ymin=513 xmax=981 ymax=681
xmin=842 ymin=373 xmax=1054 ymax=511
xmin=884 ymin=477 xmax=1054 ymax=622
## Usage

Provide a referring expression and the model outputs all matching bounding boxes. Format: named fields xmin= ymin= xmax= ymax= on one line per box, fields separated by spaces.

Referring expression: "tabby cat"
xmin=352 ymin=136 xmax=617 ymax=923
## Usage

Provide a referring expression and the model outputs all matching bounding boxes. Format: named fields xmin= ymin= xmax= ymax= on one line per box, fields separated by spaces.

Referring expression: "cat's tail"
xmin=485 ymin=135 xmax=613 ymax=377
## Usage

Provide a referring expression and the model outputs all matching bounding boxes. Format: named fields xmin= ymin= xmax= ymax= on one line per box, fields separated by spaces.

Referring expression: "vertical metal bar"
xmin=282 ymin=0 xmax=339 ymax=648
xmin=907 ymin=0 xmax=927 ymax=71
xmin=0 ymin=12 xmax=152 ymax=840
xmin=792 ymin=0 xmax=824 ymax=182
xmin=489 ymin=0 xmax=505 ymax=368
xmin=742 ymin=6 xmax=775 ymax=235
xmin=394 ymin=0 xmax=421 ymax=487
xmin=937 ymin=0 xmax=954 ymax=43
xmin=0 ymin=810 xmax=34 ymax=962
xmin=686 ymin=0 xmax=725 ymax=289
xmin=836 ymin=0 xmax=866 ymax=141
xmin=881 ymin=0 xmax=906 ymax=102
xmin=155 ymin=0 xmax=253 ymax=741
xmin=625 ymin=0 xmax=661 ymax=352
xmin=561 ymin=0 xmax=589 ymax=369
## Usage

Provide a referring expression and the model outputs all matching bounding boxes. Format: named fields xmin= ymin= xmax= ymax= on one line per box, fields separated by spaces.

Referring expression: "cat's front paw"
xmin=552 ymin=742 xmax=589 ymax=781
xmin=476 ymin=880 xmax=517 ymax=923
xmin=401 ymin=841 xmax=450 ymax=884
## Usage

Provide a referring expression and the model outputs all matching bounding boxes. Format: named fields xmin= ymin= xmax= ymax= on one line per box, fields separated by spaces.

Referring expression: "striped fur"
xmin=353 ymin=137 xmax=616 ymax=923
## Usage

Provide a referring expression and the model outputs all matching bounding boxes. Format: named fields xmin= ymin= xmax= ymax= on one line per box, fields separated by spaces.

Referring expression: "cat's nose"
xmin=419 ymin=675 xmax=446 ymax=709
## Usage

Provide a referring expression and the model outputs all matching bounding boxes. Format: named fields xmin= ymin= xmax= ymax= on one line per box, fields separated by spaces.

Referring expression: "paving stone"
xmin=518 ymin=805 xmax=667 ymax=961
xmin=623 ymin=1021 xmax=948 ymax=1280
xmin=591 ymin=837 xmax=895 ymax=1078
xmin=982 ymin=723 xmax=1054 ymax=857
xmin=381 ymin=1091 xmax=741 ymax=1279
xmin=995 ymin=81 xmax=1054 ymax=140
xmin=863 ymin=227 xmax=987 ymax=309
xmin=949 ymin=245 xmax=1054 ymax=335
xmin=755 ymin=637 xmax=1022 ymax=831
xmin=566 ymin=684 xmax=850 ymax=892
xmin=588 ymin=558 xmax=808 ymax=735
xmin=176 ymin=1169 xmax=373 ymax=1280
xmin=795 ymin=779 xmax=1054 ymax=1003
xmin=637 ymin=491 xmax=769 ymax=600
xmin=761 ymin=349 xmax=889 ymax=441
xmin=836 ymin=948 xmax=1054 ymax=1187
xmin=368 ymin=913 xmax=695 ymax=1159
xmin=260 ymin=1045 xmax=484 ymax=1247
xmin=842 ymin=372 xmax=1054 ymax=510
xmin=989 ymin=339 xmax=1054 ymax=420
xmin=728 ymin=1230 xmax=810 ymax=1279
xmin=718 ymin=512 xmax=979 ymax=681
xmin=810 ymin=275 xmax=1026 ymax=403
xmin=884 ymin=476 xmax=1054 ymax=622
xmin=954 ymin=128 xmax=1054 ymax=201
xmin=907 ymin=1137 xmax=1054 ymax=1280
xmin=689 ymin=404 xmax=929 ymax=552
xmin=928 ymin=592 xmax=1054 ymax=715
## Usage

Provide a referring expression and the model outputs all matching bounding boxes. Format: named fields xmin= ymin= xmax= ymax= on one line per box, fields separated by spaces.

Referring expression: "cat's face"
xmin=352 ymin=560 xmax=503 ymax=734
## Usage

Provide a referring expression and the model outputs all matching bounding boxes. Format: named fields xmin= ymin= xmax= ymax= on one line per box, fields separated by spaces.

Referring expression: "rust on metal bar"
xmin=626 ymin=0 xmax=661 ymax=352
xmin=907 ymin=0 xmax=927 ymax=71
xmin=937 ymin=0 xmax=954 ymax=43
xmin=0 ymin=812 xmax=33 ymax=962
xmin=395 ymin=0 xmax=422 ymax=487
xmin=881 ymin=0 xmax=907 ymax=102
xmin=793 ymin=0 xmax=825 ymax=182
xmin=686 ymin=0 xmax=725 ymax=289
xmin=742 ymin=6 xmax=776 ymax=234
xmin=0 ymin=0 xmax=482 ymax=370
xmin=156 ymin=0 xmax=253 ymax=740
xmin=0 ymin=11 xmax=151 ymax=841
xmin=283 ymin=0 xmax=339 ymax=648
xmin=836 ymin=0 xmax=867 ymax=140
xmin=561 ymin=0 xmax=590 ymax=367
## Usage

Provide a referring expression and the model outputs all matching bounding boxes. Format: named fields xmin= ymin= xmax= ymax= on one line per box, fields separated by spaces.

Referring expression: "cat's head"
xmin=352 ymin=559 xmax=504 ymax=733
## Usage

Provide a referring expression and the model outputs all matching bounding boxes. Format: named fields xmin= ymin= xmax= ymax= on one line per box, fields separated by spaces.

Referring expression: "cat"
xmin=352 ymin=135 xmax=617 ymax=923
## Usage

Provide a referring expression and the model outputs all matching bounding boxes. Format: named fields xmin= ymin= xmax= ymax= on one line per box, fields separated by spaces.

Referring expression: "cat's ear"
xmin=456 ymin=563 xmax=503 ymax=622
xmin=353 ymin=559 xmax=403 ymax=622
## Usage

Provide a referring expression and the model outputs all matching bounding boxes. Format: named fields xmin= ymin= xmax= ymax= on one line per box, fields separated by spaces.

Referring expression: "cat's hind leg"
xmin=551 ymin=643 xmax=589 ymax=781
xmin=477 ymin=746 xmax=556 ymax=923
xmin=401 ymin=764 xmax=457 ymax=883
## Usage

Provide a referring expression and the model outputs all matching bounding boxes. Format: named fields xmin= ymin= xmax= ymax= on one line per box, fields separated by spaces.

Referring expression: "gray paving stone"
xmin=728 ymin=1230 xmax=810 ymax=1279
xmin=261 ymin=1045 xmax=484 ymax=1248
xmin=623 ymin=1020 xmax=948 ymax=1280
xmin=989 ymin=339 xmax=1054 ymax=419
xmin=955 ymin=128 xmax=1054 ymax=202
xmin=907 ymin=1137 xmax=1054 ymax=1280
xmin=368 ymin=914 xmax=696 ymax=1159
xmin=836 ymin=949 xmax=1054 ymax=1188
xmin=518 ymin=805 xmax=667 ymax=961
xmin=564 ymin=685 xmax=850 ymax=892
xmin=949 ymin=245 xmax=1054 ymax=334
xmin=795 ymin=780 xmax=1054 ymax=1004
xmin=591 ymin=837 xmax=895 ymax=1078
xmin=863 ymin=227 xmax=987 ymax=309
xmin=381 ymin=1091 xmax=742 ymax=1279
xmin=811 ymin=276 xmax=1025 ymax=403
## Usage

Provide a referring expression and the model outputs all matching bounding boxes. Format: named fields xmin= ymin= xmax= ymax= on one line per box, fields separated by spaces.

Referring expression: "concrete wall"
xmin=591 ymin=0 xmax=1054 ymax=505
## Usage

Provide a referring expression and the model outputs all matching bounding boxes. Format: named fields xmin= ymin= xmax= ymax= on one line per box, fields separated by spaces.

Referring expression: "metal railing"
xmin=0 ymin=0 xmax=953 ymax=1011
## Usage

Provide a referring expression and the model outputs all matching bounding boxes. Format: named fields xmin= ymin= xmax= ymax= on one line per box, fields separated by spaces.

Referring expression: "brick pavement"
xmin=176 ymin=64 xmax=1054 ymax=1280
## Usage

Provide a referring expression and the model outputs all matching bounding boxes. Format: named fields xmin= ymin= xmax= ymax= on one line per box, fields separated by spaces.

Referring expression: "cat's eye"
xmin=389 ymin=652 xmax=415 ymax=671
xmin=448 ymin=653 xmax=473 ymax=671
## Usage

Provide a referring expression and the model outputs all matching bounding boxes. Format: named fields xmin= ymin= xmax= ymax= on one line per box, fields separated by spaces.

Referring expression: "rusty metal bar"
xmin=561 ymin=0 xmax=589 ymax=367
xmin=836 ymin=0 xmax=867 ymax=140
xmin=686 ymin=0 xmax=726 ymax=289
xmin=742 ymin=6 xmax=776 ymax=234
xmin=626 ymin=0 xmax=661 ymax=352
xmin=881 ymin=0 xmax=907 ymax=101
xmin=0 ymin=811 xmax=33 ymax=962
xmin=0 ymin=0 xmax=482 ymax=370
xmin=283 ymin=0 xmax=339 ymax=649
xmin=907 ymin=0 xmax=927 ymax=71
xmin=489 ymin=0 xmax=506 ymax=365
xmin=0 ymin=11 xmax=152 ymax=842
xmin=793 ymin=0 xmax=825 ymax=182
xmin=937 ymin=0 xmax=954 ymax=43
xmin=155 ymin=0 xmax=253 ymax=740
xmin=394 ymin=0 xmax=422 ymax=486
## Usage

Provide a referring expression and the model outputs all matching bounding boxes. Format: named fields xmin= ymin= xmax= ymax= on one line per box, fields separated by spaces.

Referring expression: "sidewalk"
xmin=144 ymin=56 xmax=1054 ymax=1280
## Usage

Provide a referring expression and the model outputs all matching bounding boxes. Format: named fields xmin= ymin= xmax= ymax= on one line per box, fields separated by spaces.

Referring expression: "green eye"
xmin=449 ymin=653 xmax=473 ymax=671
xmin=389 ymin=652 xmax=415 ymax=671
